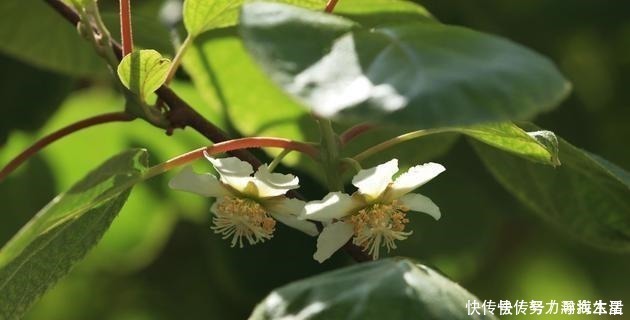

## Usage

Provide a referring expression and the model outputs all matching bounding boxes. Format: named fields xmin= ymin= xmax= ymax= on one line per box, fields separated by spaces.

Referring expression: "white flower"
xmin=302 ymin=159 xmax=445 ymax=262
xmin=169 ymin=153 xmax=318 ymax=247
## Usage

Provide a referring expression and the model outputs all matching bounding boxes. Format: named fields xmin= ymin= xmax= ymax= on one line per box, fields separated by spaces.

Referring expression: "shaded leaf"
xmin=0 ymin=149 xmax=148 ymax=319
xmin=472 ymin=129 xmax=630 ymax=250
xmin=0 ymin=0 xmax=106 ymax=76
xmin=0 ymin=54 xmax=73 ymax=144
xmin=240 ymin=3 xmax=570 ymax=129
xmin=250 ymin=258 xmax=497 ymax=320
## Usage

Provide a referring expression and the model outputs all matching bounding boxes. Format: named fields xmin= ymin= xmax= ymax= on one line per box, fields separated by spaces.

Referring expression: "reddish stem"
xmin=325 ymin=0 xmax=340 ymax=13
xmin=154 ymin=137 xmax=319 ymax=174
xmin=119 ymin=0 xmax=133 ymax=56
xmin=0 ymin=112 xmax=134 ymax=182
xmin=340 ymin=123 xmax=375 ymax=145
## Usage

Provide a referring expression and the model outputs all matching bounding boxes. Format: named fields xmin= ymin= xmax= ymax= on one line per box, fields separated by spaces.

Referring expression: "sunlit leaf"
xmin=117 ymin=50 xmax=171 ymax=103
xmin=458 ymin=123 xmax=560 ymax=166
xmin=182 ymin=0 xmax=326 ymax=37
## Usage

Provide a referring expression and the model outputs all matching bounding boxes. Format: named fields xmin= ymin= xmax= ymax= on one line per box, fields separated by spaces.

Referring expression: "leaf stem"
xmin=119 ymin=0 xmax=133 ymax=56
xmin=145 ymin=137 xmax=319 ymax=179
xmin=165 ymin=34 xmax=193 ymax=85
xmin=340 ymin=123 xmax=375 ymax=145
xmin=267 ymin=149 xmax=293 ymax=172
xmin=325 ymin=0 xmax=340 ymax=13
xmin=0 ymin=112 xmax=135 ymax=182
xmin=353 ymin=128 xmax=453 ymax=162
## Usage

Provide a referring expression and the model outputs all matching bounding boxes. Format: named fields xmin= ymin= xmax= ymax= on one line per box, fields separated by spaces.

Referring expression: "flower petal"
xmin=302 ymin=192 xmax=361 ymax=222
xmin=264 ymin=197 xmax=305 ymax=216
xmin=253 ymin=164 xmax=300 ymax=198
xmin=389 ymin=162 xmax=445 ymax=199
xmin=168 ymin=166 xmax=230 ymax=197
xmin=265 ymin=198 xmax=318 ymax=235
xmin=313 ymin=222 xmax=354 ymax=263
xmin=352 ymin=159 xmax=399 ymax=200
xmin=205 ymin=154 xmax=255 ymax=193
xmin=399 ymin=193 xmax=441 ymax=220
xmin=270 ymin=212 xmax=319 ymax=236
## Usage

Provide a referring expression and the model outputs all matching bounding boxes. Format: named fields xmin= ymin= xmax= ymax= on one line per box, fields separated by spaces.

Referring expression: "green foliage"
xmin=250 ymin=258 xmax=497 ymax=320
xmin=0 ymin=149 xmax=148 ymax=319
xmin=182 ymin=0 xmax=326 ymax=37
xmin=1 ymin=0 xmax=629 ymax=319
xmin=0 ymin=0 xmax=106 ymax=76
xmin=473 ymin=127 xmax=630 ymax=250
xmin=117 ymin=50 xmax=171 ymax=103
xmin=0 ymin=54 xmax=73 ymax=144
xmin=334 ymin=0 xmax=434 ymax=26
xmin=458 ymin=123 xmax=560 ymax=166
xmin=240 ymin=3 xmax=570 ymax=129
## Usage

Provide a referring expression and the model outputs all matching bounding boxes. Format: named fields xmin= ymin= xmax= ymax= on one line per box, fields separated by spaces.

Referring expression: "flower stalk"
xmin=144 ymin=137 xmax=319 ymax=180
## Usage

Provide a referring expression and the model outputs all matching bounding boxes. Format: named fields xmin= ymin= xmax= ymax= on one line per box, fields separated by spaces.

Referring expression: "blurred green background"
xmin=1 ymin=0 xmax=629 ymax=319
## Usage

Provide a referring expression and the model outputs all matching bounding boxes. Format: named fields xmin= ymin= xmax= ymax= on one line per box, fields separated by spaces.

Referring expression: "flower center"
xmin=211 ymin=196 xmax=276 ymax=248
xmin=347 ymin=200 xmax=412 ymax=259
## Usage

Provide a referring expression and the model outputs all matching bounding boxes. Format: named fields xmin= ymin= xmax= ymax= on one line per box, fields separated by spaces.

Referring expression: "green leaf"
xmin=182 ymin=29 xmax=457 ymax=182
xmin=0 ymin=0 xmax=106 ymax=76
xmin=472 ymin=129 xmax=630 ymax=250
xmin=117 ymin=50 xmax=171 ymax=103
xmin=250 ymin=258 xmax=497 ymax=320
xmin=0 ymin=149 xmax=148 ymax=319
xmin=334 ymin=0 xmax=435 ymax=26
xmin=458 ymin=123 xmax=560 ymax=166
xmin=182 ymin=0 xmax=326 ymax=37
xmin=240 ymin=3 xmax=571 ymax=129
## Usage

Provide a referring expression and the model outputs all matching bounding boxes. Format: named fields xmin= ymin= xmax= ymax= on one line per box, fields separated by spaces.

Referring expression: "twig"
xmin=119 ymin=0 xmax=133 ymax=56
xmin=41 ymin=0 xmax=372 ymax=263
xmin=325 ymin=0 xmax=340 ymax=13
xmin=0 ymin=112 xmax=134 ymax=182
xmin=145 ymin=137 xmax=319 ymax=178
xmin=43 ymin=0 xmax=259 ymax=167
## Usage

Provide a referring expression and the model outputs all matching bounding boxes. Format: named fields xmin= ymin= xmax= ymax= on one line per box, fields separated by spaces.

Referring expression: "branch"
xmin=0 ymin=112 xmax=134 ymax=182
xmin=41 ymin=0 xmax=372 ymax=263
xmin=43 ymin=0 xmax=258 ymax=166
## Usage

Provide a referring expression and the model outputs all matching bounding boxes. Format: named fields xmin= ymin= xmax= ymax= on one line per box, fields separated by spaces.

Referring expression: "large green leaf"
xmin=0 ymin=149 xmax=148 ymax=319
xmin=182 ymin=0 xmax=326 ymax=37
xmin=472 ymin=129 xmax=630 ymax=250
xmin=0 ymin=0 xmax=106 ymax=76
xmin=250 ymin=258 xmax=497 ymax=320
xmin=182 ymin=29 xmax=457 ymax=182
xmin=240 ymin=3 xmax=570 ymax=129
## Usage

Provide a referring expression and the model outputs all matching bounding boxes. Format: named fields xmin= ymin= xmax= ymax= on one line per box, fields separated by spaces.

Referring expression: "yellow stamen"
xmin=347 ymin=200 xmax=412 ymax=259
xmin=211 ymin=196 xmax=276 ymax=248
